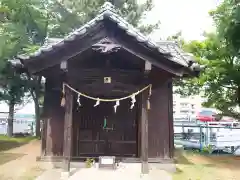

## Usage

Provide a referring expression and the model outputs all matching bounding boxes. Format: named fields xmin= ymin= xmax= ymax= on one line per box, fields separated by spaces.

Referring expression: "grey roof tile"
xmin=19 ymin=2 xmax=196 ymax=69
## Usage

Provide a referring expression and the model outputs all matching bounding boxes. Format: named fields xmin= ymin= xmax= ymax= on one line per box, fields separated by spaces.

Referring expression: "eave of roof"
xmin=18 ymin=2 xmax=200 ymax=72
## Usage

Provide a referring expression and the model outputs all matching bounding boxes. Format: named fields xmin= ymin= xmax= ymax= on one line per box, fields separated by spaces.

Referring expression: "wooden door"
xmin=72 ymin=97 xmax=138 ymax=157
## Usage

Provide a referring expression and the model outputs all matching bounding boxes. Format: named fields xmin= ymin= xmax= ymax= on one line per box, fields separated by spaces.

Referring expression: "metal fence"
xmin=174 ymin=122 xmax=240 ymax=155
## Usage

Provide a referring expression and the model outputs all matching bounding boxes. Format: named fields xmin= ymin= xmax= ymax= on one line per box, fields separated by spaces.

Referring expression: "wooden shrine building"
xmin=17 ymin=2 xmax=201 ymax=173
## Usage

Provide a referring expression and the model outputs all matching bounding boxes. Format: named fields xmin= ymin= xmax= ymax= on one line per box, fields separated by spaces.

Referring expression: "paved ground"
xmin=37 ymin=163 xmax=172 ymax=180
xmin=0 ymin=140 xmax=45 ymax=180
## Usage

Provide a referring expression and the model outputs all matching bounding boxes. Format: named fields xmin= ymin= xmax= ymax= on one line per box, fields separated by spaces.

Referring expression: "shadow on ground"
xmin=0 ymin=140 xmax=27 ymax=152
xmin=0 ymin=153 xmax=25 ymax=165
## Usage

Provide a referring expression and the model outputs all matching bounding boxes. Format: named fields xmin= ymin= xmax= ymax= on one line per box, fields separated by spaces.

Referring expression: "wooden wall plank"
xmin=148 ymin=82 xmax=171 ymax=159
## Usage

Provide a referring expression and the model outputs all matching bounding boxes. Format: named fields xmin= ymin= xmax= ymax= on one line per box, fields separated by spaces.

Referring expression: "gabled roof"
xmin=18 ymin=2 xmax=201 ymax=75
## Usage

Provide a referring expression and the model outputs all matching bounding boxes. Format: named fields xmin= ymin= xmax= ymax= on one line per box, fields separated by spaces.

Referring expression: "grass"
xmin=0 ymin=135 xmax=36 ymax=152
xmin=173 ymin=149 xmax=240 ymax=180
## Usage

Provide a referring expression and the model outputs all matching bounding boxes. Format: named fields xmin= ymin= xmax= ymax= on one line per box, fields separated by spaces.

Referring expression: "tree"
xmin=174 ymin=0 xmax=240 ymax=118
xmin=0 ymin=31 xmax=28 ymax=136
xmin=0 ymin=0 xmax=159 ymax=136
xmin=208 ymin=0 xmax=240 ymax=117
xmin=0 ymin=0 xmax=47 ymax=136
xmin=56 ymin=0 xmax=158 ymax=35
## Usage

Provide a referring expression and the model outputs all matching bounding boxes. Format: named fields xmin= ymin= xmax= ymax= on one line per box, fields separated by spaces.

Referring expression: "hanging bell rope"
xmin=61 ymin=83 xmax=66 ymax=107
xmin=147 ymin=86 xmax=151 ymax=110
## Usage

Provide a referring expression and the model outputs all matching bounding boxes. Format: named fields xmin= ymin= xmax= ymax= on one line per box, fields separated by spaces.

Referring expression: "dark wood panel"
xmin=168 ymin=80 xmax=174 ymax=158
xmin=44 ymin=78 xmax=64 ymax=156
xmin=72 ymin=96 xmax=138 ymax=157
xmin=148 ymin=82 xmax=171 ymax=158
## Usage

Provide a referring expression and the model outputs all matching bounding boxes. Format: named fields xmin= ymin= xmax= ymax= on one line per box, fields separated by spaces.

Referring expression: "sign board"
xmin=99 ymin=156 xmax=116 ymax=169
xmin=101 ymin=157 xmax=114 ymax=164
xmin=104 ymin=77 xmax=111 ymax=84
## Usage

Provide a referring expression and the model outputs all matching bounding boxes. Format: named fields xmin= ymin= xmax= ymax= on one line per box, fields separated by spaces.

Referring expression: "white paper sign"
xmin=101 ymin=157 xmax=114 ymax=165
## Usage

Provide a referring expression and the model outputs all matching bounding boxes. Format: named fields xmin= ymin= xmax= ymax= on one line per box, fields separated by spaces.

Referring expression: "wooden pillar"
xmin=62 ymin=87 xmax=73 ymax=172
xmin=168 ymin=79 xmax=174 ymax=158
xmin=40 ymin=119 xmax=46 ymax=156
xmin=141 ymin=90 xmax=149 ymax=174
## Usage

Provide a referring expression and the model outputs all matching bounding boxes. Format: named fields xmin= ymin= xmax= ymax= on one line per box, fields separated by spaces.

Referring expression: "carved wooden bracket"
xmin=92 ymin=38 xmax=121 ymax=54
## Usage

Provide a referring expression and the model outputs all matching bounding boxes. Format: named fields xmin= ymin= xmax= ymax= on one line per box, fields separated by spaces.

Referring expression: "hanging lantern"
xmin=94 ymin=98 xmax=100 ymax=107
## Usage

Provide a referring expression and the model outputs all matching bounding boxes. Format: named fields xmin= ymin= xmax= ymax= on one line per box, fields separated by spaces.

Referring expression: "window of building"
xmin=180 ymin=103 xmax=189 ymax=107
xmin=180 ymin=110 xmax=189 ymax=114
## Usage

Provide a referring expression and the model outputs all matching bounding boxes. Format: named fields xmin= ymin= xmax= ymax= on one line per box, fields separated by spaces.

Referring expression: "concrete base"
xmin=37 ymin=156 xmax=176 ymax=173
xmin=150 ymin=163 xmax=176 ymax=173
xmin=61 ymin=168 xmax=78 ymax=180
xmin=141 ymin=162 xmax=149 ymax=174
xmin=61 ymin=172 xmax=70 ymax=180
xmin=36 ymin=162 xmax=173 ymax=180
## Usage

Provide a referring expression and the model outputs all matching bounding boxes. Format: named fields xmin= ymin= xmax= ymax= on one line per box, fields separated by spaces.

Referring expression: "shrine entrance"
xmin=72 ymin=92 xmax=140 ymax=158
xmin=17 ymin=2 xmax=201 ymax=174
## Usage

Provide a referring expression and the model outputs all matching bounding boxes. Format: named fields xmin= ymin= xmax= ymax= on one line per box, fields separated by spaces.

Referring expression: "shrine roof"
xmin=16 ymin=2 xmax=201 ymax=76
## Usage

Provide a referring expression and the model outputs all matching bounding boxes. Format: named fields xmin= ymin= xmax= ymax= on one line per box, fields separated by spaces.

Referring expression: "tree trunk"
xmin=7 ymin=100 xmax=15 ymax=137
xmin=30 ymin=75 xmax=42 ymax=137
xmin=34 ymin=99 xmax=41 ymax=137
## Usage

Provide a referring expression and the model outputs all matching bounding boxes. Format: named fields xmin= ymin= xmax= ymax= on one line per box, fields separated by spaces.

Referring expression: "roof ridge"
xmin=99 ymin=2 xmax=117 ymax=14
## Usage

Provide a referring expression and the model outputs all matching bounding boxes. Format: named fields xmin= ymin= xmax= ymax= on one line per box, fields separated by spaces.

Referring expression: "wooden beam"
xmin=107 ymin=27 xmax=185 ymax=76
xmin=62 ymin=87 xmax=73 ymax=172
xmin=141 ymin=89 xmax=149 ymax=174
xmin=118 ymin=43 xmax=183 ymax=76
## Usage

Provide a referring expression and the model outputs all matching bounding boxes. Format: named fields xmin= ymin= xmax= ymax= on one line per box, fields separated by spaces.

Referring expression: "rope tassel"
xmin=61 ymin=84 xmax=66 ymax=107
xmin=147 ymin=99 xmax=151 ymax=110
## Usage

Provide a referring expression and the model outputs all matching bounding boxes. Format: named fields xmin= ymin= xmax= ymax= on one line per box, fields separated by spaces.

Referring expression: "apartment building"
xmin=173 ymin=94 xmax=204 ymax=120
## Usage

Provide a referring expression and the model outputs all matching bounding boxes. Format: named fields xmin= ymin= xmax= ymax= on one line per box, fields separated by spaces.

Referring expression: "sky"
xmin=3 ymin=0 xmax=222 ymax=115
xmin=145 ymin=0 xmax=221 ymax=41
xmin=0 ymin=102 xmax=35 ymax=115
